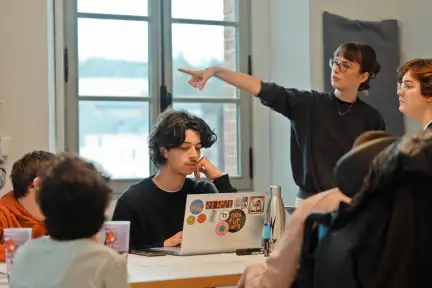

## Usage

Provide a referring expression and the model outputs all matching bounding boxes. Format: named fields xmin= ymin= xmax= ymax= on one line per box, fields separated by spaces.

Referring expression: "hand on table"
xmin=164 ymin=231 xmax=183 ymax=247
xmin=237 ymin=263 xmax=266 ymax=288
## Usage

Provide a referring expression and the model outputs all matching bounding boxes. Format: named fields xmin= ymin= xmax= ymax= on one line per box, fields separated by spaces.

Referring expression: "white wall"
xmin=0 ymin=0 xmax=56 ymax=194
xmin=395 ymin=0 xmax=429 ymax=132
xmin=251 ymin=0 xmax=311 ymax=205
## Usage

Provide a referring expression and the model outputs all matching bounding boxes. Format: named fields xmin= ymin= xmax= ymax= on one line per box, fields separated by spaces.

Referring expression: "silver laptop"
xmin=151 ymin=192 xmax=266 ymax=256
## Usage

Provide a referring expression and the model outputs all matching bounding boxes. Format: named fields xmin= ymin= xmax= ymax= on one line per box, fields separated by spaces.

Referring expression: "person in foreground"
xmin=9 ymin=153 xmax=129 ymax=288
xmin=112 ymin=109 xmax=237 ymax=251
xmin=397 ymin=58 xmax=432 ymax=130
xmin=237 ymin=130 xmax=395 ymax=288
xmin=180 ymin=42 xmax=385 ymax=206
xmin=0 ymin=150 xmax=54 ymax=261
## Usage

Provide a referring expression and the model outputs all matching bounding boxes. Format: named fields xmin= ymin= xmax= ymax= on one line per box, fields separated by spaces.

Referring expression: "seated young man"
xmin=9 ymin=153 xmax=129 ymax=288
xmin=112 ymin=109 xmax=237 ymax=251
xmin=0 ymin=150 xmax=54 ymax=261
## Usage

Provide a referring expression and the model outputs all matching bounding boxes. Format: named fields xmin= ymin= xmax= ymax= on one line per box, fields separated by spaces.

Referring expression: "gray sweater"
xmin=9 ymin=237 xmax=130 ymax=288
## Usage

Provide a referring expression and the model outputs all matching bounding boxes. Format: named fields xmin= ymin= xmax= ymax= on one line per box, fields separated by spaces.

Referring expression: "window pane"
xmin=78 ymin=0 xmax=148 ymax=16
xmin=172 ymin=24 xmax=238 ymax=98
xmin=172 ymin=102 xmax=239 ymax=176
xmin=79 ymin=101 xmax=150 ymax=179
xmin=172 ymin=0 xmax=237 ymax=21
xmin=78 ymin=18 xmax=149 ymax=97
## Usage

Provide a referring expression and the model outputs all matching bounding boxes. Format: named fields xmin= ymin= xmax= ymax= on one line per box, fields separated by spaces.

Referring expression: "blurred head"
xmin=10 ymin=151 xmax=55 ymax=219
xmin=148 ymin=109 xmax=217 ymax=176
xmin=329 ymin=43 xmax=381 ymax=92
xmin=353 ymin=130 xmax=393 ymax=148
xmin=397 ymin=59 xmax=432 ymax=121
xmin=37 ymin=152 xmax=111 ymax=241
xmin=10 ymin=151 xmax=55 ymax=199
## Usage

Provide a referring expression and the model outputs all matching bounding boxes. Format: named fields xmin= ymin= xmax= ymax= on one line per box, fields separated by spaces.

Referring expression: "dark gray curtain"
xmin=322 ymin=11 xmax=404 ymax=136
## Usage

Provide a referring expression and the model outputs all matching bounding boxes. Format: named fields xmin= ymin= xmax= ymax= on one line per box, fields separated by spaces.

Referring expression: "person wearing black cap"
xmin=397 ymin=58 xmax=432 ymax=130
xmin=180 ymin=42 xmax=385 ymax=205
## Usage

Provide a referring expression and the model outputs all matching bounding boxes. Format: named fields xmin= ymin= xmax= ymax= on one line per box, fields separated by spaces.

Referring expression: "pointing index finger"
xmin=178 ymin=68 xmax=194 ymax=76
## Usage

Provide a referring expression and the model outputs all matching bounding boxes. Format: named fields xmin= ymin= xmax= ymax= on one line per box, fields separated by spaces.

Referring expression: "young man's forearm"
xmin=211 ymin=67 xmax=262 ymax=96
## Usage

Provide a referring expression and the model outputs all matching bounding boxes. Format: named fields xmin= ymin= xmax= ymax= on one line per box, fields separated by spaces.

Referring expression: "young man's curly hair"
xmin=148 ymin=109 xmax=217 ymax=168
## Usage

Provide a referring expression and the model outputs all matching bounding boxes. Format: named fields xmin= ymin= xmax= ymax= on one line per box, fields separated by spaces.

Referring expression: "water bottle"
xmin=264 ymin=185 xmax=286 ymax=254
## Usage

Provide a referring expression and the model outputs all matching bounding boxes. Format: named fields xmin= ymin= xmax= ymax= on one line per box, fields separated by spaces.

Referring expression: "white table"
xmin=0 ymin=263 xmax=8 ymax=288
xmin=128 ymin=253 xmax=265 ymax=288
xmin=0 ymin=253 xmax=265 ymax=288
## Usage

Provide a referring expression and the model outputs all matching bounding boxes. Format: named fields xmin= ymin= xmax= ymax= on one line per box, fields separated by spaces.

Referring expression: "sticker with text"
xmin=235 ymin=197 xmax=249 ymax=209
xmin=227 ymin=209 xmax=246 ymax=233
xmin=190 ymin=199 xmax=204 ymax=215
xmin=219 ymin=210 xmax=230 ymax=221
xmin=197 ymin=213 xmax=207 ymax=224
xmin=215 ymin=221 xmax=229 ymax=236
xmin=205 ymin=200 xmax=233 ymax=210
xmin=248 ymin=196 xmax=265 ymax=214
xmin=186 ymin=215 xmax=196 ymax=225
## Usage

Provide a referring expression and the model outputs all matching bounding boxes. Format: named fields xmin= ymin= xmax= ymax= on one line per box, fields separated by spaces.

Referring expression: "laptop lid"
xmin=179 ymin=192 xmax=266 ymax=255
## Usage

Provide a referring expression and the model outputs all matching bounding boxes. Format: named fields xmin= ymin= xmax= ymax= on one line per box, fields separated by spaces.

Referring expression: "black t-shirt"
xmin=111 ymin=174 xmax=237 ymax=251
xmin=258 ymin=82 xmax=386 ymax=198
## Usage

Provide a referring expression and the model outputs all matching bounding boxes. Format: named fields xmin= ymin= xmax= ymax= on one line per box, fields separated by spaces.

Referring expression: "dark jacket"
xmin=295 ymin=130 xmax=432 ymax=288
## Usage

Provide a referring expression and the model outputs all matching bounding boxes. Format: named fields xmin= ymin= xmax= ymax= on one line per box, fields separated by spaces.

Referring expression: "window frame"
xmin=62 ymin=0 xmax=253 ymax=194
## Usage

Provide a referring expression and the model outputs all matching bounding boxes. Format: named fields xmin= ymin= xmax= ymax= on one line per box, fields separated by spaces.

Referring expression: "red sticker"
xmin=248 ymin=196 xmax=265 ymax=214
xmin=197 ymin=213 xmax=207 ymax=224
xmin=215 ymin=221 xmax=229 ymax=236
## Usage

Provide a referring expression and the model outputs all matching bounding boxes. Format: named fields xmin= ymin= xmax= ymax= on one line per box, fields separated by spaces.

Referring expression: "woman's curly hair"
xmin=148 ymin=109 xmax=217 ymax=167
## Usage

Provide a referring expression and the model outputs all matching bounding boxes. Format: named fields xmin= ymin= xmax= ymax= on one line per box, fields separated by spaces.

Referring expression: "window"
xmin=63 ymin=0 xmax=252 ymax=193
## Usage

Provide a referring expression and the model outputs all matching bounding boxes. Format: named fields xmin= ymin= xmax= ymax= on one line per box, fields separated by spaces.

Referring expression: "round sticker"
xmin=215 ymin=221 xmax=229 ymax=236
xmin=197 ymin=213 xmax=207 ymax=224
xmin=186 ymin=215 xmax=196 ymax=225
xmin=227 ymin=209 xmax=246 ymax=233
xmin=219 ymin=210 xmax=229 ymax=221
xmin=190 ymin=199 xmax=204 ymax=215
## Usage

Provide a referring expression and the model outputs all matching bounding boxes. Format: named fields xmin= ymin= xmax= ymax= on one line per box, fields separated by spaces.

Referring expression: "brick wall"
xmin=223 ymin=0 xmax=238 ymax=176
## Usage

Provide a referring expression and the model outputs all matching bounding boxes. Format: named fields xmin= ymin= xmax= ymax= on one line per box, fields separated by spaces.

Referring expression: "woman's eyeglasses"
xmin=329 ymin=58 xmax=351 ymax=73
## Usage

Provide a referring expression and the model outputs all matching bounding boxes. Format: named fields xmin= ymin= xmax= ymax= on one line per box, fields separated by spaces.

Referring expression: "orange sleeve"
xmin=0 ymin=209 xmax=8 ymax=262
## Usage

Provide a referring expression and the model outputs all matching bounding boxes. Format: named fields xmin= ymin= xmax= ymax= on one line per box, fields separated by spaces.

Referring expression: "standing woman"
xmin=180 ymin=43 xmax=385 ymax=205
xmin=397 ymin=58 xmax=432 ymax=130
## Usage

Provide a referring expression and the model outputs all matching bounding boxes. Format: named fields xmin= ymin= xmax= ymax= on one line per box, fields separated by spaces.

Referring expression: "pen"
xmin=236 ymin=248 xmax=263 ymax=256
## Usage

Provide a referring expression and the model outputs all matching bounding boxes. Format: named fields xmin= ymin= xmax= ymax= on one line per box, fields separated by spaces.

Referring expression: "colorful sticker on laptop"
xmin=209 ymin=210 xmax=217 ymax=222
xmin=227 ymin=209 xmax=246 ymax=233
xmin=205 ymin=200 xmax=233 ymax=210
xmin=190 ymin=199 xmax=204 ymax=215
xmin=235 ymin=197 xmax=249 ymax=209
xmin=197 ymin=213 xmax=207 ymax=224
xmin=248 ymin=196 xmax=265 ymax=214
xmin=215 ymin=221 xmax=229 ymax=236
xmin=186 ymin=215 xmax=196 ymax=225
xmin=219 ymin=210 xmax=230 ymax=221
